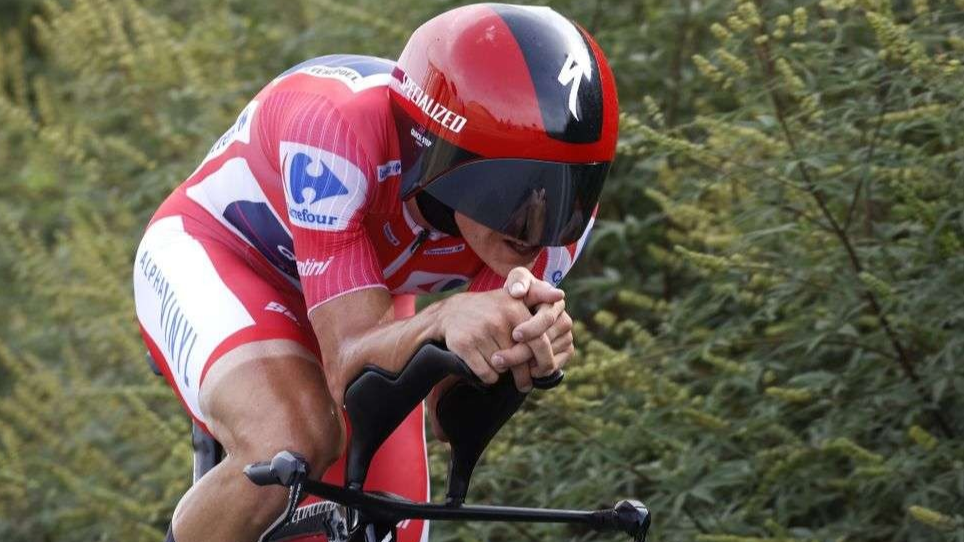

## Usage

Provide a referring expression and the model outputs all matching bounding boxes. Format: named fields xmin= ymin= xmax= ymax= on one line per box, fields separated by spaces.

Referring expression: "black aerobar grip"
xmin=343 ymin=342 xmax=479 ymax=489
xmin=437 ymin=370 xmax=561 ymax=503
xmin=438 ymin=375 xmax=524 ymax=504
xmin=343 ymin=342 xmax=563 ymax=491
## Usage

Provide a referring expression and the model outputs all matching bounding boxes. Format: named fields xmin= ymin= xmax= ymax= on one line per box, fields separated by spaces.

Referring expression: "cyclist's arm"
xmin=313 ymin=281 xmax=561 ymax=406
xmin=310 ymin=271 xmax=566 ymax=437
xmin=264 ymin=91 xmax=427 ymax=405
xmin=308 ymin=287 xmax=443 ymax=406
xmin=316 ymin=219 xmax=595 ymax=407
xmin=267 ymin=91 xmax=529 ymax=407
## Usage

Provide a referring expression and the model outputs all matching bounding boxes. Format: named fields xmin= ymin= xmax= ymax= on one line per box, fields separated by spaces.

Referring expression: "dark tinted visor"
xmin=424 ymin=159 xmax=609 ymax=246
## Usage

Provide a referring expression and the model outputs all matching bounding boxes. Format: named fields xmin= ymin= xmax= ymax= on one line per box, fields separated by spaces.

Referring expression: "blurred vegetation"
xmin=1 ymin=1 xmax=962 ymax=541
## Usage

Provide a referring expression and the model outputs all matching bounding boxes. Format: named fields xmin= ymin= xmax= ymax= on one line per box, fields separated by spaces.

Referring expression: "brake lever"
xmin=244 ymin=451 xmax=312 ymax=542
xmin=244 ymin=450 xmax=308 ymax=486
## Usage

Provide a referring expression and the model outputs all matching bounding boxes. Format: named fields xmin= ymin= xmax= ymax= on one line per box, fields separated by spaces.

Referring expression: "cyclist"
xmin=132 ymin=4 xmax=617 ymax=542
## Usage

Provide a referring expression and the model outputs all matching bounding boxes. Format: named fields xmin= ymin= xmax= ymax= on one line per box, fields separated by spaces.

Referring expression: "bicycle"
xmin=146 ymin=342 xmax=651 ymax=542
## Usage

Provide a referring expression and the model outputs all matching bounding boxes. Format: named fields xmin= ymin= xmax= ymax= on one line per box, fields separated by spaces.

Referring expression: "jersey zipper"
xmin=410 ymin=228 xmax=430 ymax=253
xmin=383 ymin=228 xmax=431 ymax=279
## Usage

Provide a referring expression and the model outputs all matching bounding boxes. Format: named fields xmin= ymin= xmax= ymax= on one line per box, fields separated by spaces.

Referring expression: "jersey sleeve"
xmin=269 ymin=91 xmax=387 ymax=311
xmin=467 ymin=265 xmax=506 ymax=292
xmin=468 ymin=212 xmax=597 ymax=292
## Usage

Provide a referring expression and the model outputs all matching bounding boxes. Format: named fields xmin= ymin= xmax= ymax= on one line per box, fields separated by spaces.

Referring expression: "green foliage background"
xmin=1 ymin=0 xmax=962 ymax=541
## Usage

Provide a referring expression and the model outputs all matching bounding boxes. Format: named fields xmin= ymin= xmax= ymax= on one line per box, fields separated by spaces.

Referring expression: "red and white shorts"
xmin=133 ymin=192 xmax=428 ymax=542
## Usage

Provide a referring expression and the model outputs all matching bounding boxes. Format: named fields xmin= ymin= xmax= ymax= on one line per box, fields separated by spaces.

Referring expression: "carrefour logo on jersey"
xmin=280 ymin=142 xmax=368 ymax=231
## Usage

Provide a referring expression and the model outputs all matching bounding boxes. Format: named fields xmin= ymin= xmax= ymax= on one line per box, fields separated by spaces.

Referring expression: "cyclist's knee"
xmin=237 ymin=414 xmax=344 ymax=477
xmin=224 ymin=387 xmax=345 ymax=475
xmin=198 ymin=341 xmax=346 ymax=475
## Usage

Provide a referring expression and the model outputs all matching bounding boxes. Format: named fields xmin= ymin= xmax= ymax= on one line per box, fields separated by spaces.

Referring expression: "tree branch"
xmin=844 ymin=74 xmax=892 ymax=232
xmin=749 ymin=7 xmax=955 ymax=438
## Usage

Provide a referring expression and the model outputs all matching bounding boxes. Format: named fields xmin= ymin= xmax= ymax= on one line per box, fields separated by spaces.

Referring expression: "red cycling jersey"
xmin=178 ymin=54 xmax=593 ymax=310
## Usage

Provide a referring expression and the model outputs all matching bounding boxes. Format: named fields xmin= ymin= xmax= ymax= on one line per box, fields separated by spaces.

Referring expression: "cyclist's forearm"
xmin=340 ymin=298 xmax=447 ymax=376
xmin=312 ymin=293 xmax=452 ymax=404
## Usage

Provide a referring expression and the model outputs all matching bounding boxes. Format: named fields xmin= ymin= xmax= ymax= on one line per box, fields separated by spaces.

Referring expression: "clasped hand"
xmin=440 ymin=266 xmax=574 ymax=394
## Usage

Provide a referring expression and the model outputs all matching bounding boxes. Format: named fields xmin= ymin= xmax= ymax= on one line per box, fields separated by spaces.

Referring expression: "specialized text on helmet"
xmin=398 ymin=74 xmax=467 ymax=133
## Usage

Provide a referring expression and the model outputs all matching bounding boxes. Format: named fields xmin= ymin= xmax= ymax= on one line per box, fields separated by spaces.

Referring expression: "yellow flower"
xmin=912 ymin=0 xmax=929 ymax=16
xmin=674 ymin=246 xmax=730 ymax=272
xmin=858 ymin=271 xmax=894 ymax=298
xmin=793 ymin=7 xmax=808 ymax=35
xmin=717 ymin=48 xmax=750 ymax=76
xmin=908 ymin=506 xmax=959 ymax=531
xmin=643 ymin=95 xmax=665 ymax=126
xmin=765 ymin=386 xmax=813 ymax=404
xmin=711 ymin=22 xmax=732 ymax=41
xmin=737 ymin=3 xmax=762 ymax=27
xmin=908 ymin=425 xmax=938 ymax=451
xmin=593 ymin=310 xmax=618 ymax=330
xmin=881 ymin=104 xmax=945 ymax=123
xmin=727 ymin=15 xmax=749 ymax=33
xmin=823 ymin=437 xmax=884 ymax=464
xmin=693 ymin=54 xmax=726 ymax=84
xmin=775 ymin=58 xmax=806 ymax=94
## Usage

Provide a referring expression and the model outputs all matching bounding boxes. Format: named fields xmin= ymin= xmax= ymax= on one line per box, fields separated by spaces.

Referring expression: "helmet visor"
xmin=423 ymin=159 xmax=609 ymax=246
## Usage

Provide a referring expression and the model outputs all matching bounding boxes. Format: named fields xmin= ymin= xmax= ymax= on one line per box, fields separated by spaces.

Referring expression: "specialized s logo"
xmin=557 ymin=54 xmax=592 ymax=121
xmin=280 ymin=142 xmax=367 ymax=231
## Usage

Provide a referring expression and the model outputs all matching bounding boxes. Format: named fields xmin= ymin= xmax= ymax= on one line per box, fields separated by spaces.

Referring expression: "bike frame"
xmin=244 ymin=343 xmax=650 ymax=542
xmin=148 ymin=342 xmax=651 ymax=542
xmin=247 ymin=452 xmax=649 ymax=542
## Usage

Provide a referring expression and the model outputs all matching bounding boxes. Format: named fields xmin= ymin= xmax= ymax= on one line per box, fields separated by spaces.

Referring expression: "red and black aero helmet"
xmin=389 ymin=3 xmax=618 ymax=247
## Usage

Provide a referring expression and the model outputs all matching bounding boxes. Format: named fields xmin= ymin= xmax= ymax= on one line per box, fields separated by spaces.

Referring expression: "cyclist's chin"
xmin=454 ymin=212 xmax=540 ymax=276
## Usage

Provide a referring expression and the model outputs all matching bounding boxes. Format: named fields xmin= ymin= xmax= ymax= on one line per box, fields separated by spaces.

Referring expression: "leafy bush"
xmin=1 ymin=1 xmax=961 ymax=541
xmin=455 ymin=1 xmax=963 ymax=541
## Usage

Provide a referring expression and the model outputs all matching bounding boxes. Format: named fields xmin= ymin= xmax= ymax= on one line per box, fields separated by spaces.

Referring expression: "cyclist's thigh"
xmin=311 ymin=296 xmax=428 ymax=542
xmin=134 ymin=214 xmax=318 ymax=435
